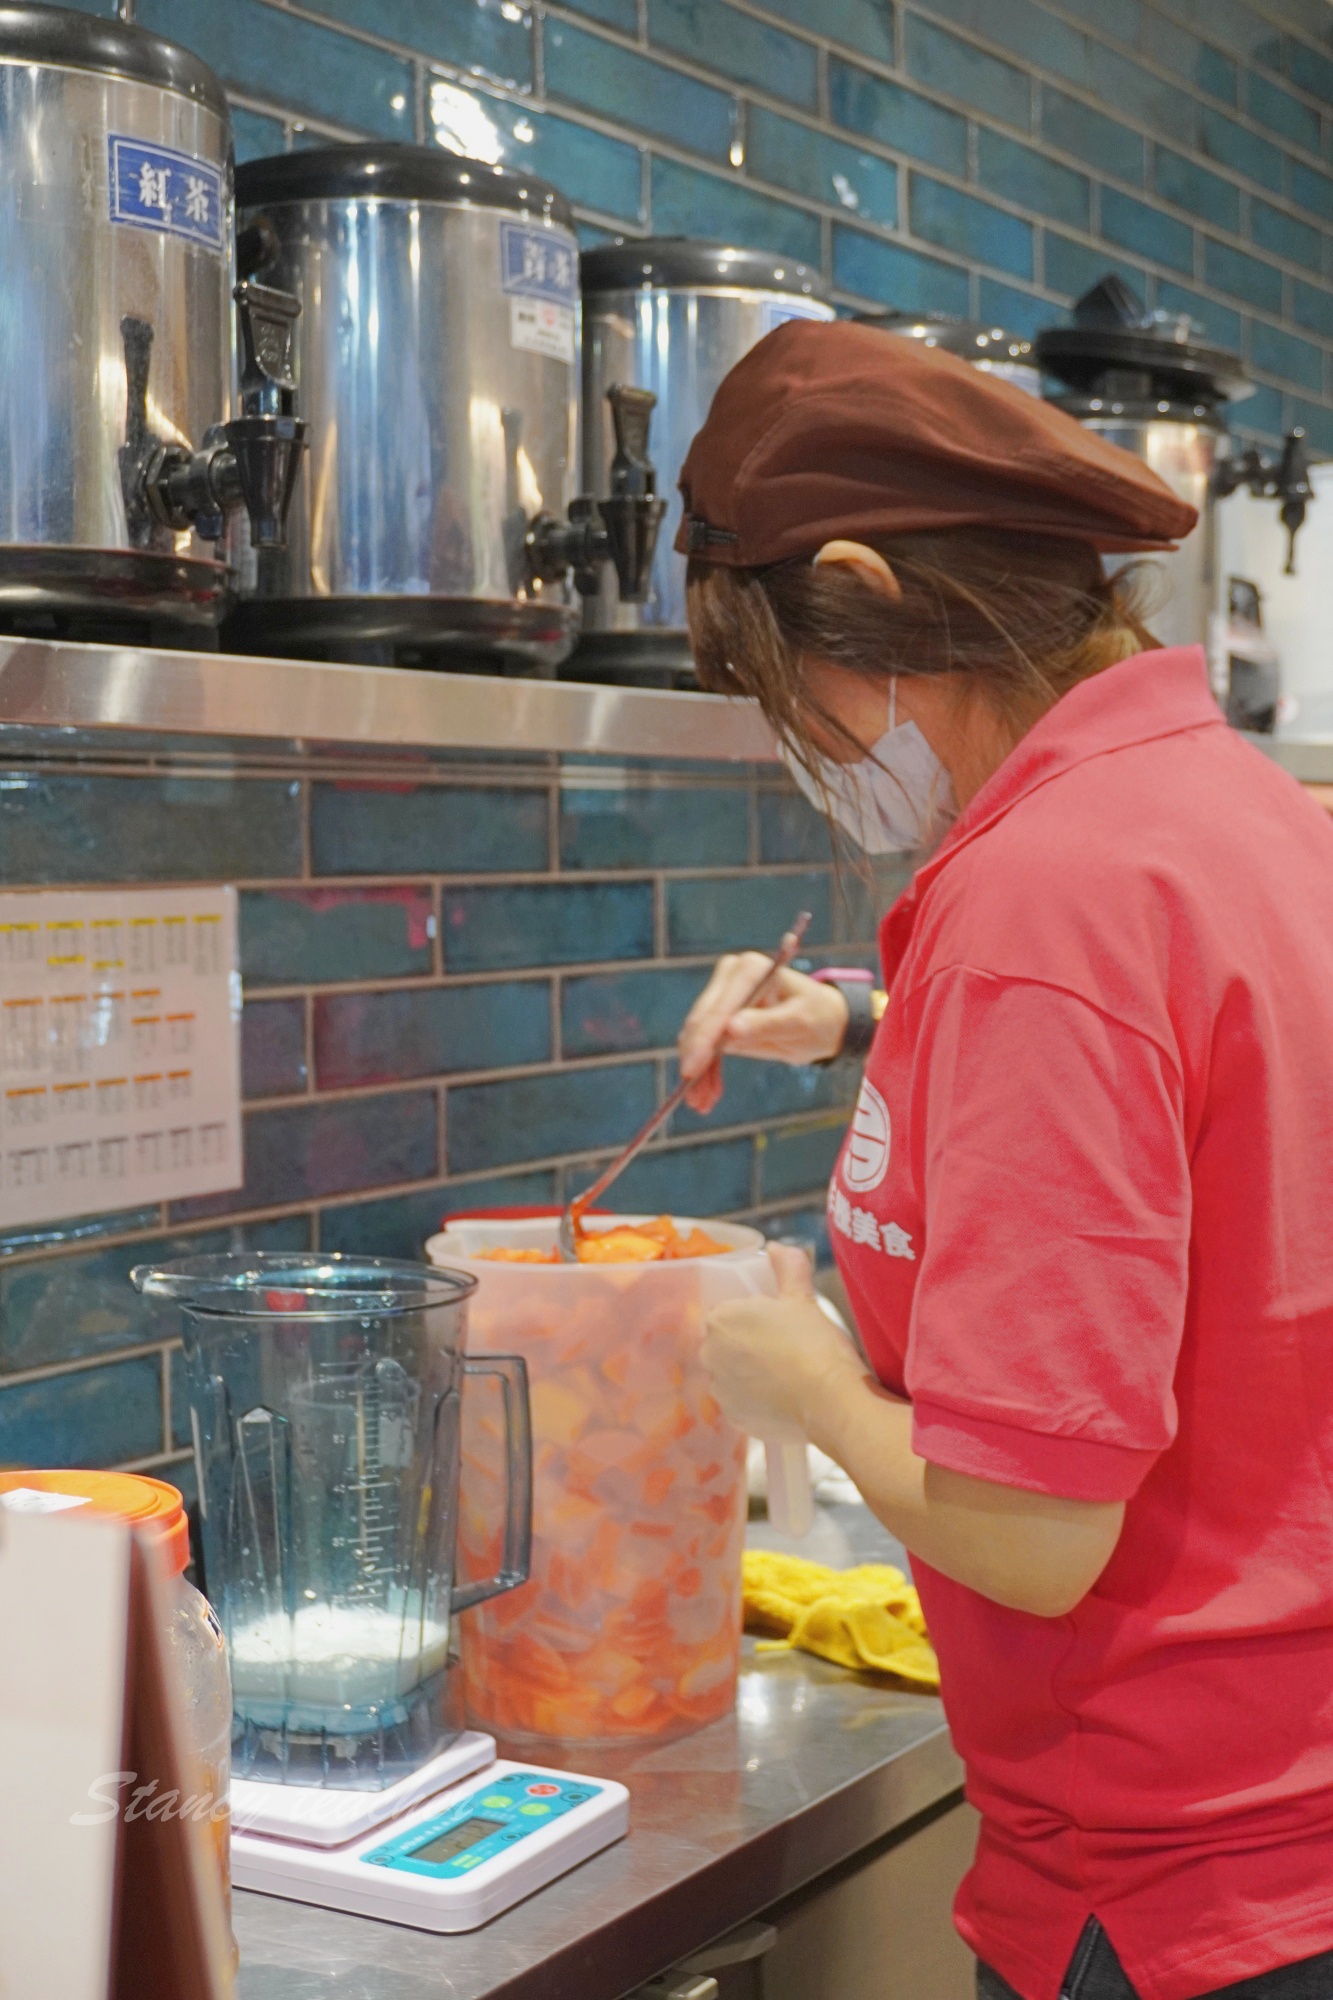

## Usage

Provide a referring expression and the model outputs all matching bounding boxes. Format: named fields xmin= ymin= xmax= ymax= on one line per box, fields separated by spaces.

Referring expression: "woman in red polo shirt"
xmin=676 ymin=320 xmax=1333 ymax=2000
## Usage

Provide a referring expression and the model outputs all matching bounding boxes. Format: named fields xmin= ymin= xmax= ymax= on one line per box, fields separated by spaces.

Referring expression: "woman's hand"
xmin=705 ymin=1248 xmax=1124 ymax=1618
xmin=702 ymin=1244 xmax=868 ymax=1438
xmin=678 ymin=955 xmax=850 ymax=1113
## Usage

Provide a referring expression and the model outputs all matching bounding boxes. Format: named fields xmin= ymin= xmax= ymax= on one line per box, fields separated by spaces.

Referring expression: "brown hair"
xmin=687 ymin=528 xmax=1159 ymax=771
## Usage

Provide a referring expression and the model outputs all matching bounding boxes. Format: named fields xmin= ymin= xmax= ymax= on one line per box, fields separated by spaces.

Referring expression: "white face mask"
xmin=783 ymin=680 xmax=957 ymax=854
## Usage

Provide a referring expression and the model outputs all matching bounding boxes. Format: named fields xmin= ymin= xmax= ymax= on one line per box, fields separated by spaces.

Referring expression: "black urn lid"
xmin=854 ymin=309 xmax=1036 ymax=368
xmin=236 ymin=144 xmax=575 ymax=228
xmin=581 ymin=235 xmax=829 ymax=301
xmin=0 ymin=3 xmax=227 ymax=119
xmin=1036 ymin=274 xmax=1251 ymax=408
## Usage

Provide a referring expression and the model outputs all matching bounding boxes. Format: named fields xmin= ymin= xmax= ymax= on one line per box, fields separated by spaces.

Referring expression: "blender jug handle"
xmin=452 ymin=1354 xmax=533 ymax=1612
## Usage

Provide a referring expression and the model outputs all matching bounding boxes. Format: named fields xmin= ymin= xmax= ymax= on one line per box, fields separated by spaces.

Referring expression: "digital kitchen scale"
xmin=230 ymin=1734 xmax=629 ymax=1933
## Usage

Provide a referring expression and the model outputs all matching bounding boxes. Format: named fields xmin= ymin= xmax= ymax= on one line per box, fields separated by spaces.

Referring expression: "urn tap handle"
xmin=523 ymin=386 xmax=667 ymax=603
xmin=598 ymin=383 xmax=667 ymax=604
xmin=1214 ymin=428 xmax=1315 ymax=576
xmin=117 ymin=315 xmax=161 ymax=548
xmin=1276 ymin=427 xmax=1313 ymax=576
xmin=225 ymin=279 xmax=308 ymax=550
xmin=234 ymin=279 xmax=300 ymax=419
xmin=606 ymin=383 xmax=658 ymax=495
xmin=117 ymin=288 xmax=306 ymax=552
xmin=120 ymin=316 xmax=153 ymax=454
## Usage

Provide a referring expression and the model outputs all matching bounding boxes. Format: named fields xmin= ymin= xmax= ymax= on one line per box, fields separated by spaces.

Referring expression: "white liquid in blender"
xmin=229 ymin=1601 xmax=451 ymax=1709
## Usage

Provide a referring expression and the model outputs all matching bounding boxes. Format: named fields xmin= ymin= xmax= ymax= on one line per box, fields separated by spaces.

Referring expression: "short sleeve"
xmin=905 ymin=966 xmax=1191 ymax=1502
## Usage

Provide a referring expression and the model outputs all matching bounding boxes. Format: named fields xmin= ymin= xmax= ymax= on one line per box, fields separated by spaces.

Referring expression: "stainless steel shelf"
xmin=0 ymin=637 xmax=780 ymax=763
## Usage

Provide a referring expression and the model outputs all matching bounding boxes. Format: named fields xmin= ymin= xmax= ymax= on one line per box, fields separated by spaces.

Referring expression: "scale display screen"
xmin=407 ymin=1817 xmax=504 ymax=1866
xmin=362 ymin=1771 xmax=607 ymax=1880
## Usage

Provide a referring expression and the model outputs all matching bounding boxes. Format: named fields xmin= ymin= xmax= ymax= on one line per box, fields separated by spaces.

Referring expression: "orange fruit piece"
xmin=473 ymin=1217 xmax=730 ymax=1265
xmin=575 ymin=1228 xmax=666 ymax=1263
xmin=668 ymin=1228 xmax=729 ymax=1259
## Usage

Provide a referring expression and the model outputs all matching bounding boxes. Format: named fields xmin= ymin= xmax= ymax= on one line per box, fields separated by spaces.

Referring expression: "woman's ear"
xmin=812 ymin=540 xmax=903 ymax=602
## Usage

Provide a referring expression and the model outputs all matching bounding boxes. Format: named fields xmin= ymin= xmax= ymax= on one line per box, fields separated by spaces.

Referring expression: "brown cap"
xmin=675 ymin=318 xmax=1198 ymax=565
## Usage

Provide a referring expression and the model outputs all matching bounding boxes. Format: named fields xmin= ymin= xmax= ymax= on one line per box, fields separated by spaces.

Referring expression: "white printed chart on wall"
xmin=0 ymin=887 xmax=242 ymax=1227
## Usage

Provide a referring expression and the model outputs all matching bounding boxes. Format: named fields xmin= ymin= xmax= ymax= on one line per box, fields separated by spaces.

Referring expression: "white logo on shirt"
xmin=828 ymin=1186 xmax=916 ymax=1260
xmin=843 ymin=1077 xmax=891 ymax=1192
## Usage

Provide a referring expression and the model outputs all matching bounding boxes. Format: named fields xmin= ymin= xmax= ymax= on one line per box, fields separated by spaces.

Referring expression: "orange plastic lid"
xmin=0 ymin=1469 xmax=190 ymax=1574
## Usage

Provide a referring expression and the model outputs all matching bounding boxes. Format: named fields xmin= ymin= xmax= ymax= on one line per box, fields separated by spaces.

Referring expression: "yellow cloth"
xmin=742 ymin=1549 xmax=940 ymax=1689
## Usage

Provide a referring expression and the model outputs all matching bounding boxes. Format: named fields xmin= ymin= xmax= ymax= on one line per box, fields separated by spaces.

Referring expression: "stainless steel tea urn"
xmin=0 ymin=4 xmax=306 ymax=634
xmin=856 ymin=310 xmax=1042 ymax=396
xmin=229 ymin=146 xmax=665 ymax=672
xmin=1037 ymin=276 xmax=1313 ymax=652
xmin=575 ymin=238 xmax=834 ymax=683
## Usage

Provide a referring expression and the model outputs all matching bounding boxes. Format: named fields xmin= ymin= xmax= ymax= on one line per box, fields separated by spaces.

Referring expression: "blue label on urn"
xmin=108 ymin=137 xmax=225 ymax=255
xmin=500 ymin=222 xmax=578 ymax=305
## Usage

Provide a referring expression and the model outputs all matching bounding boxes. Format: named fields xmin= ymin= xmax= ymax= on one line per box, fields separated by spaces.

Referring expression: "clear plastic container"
xmin=428 ymin=1215 xmax=774 ymax=1746
xmin=0 ymin=1469 xmax=235 ymax=1961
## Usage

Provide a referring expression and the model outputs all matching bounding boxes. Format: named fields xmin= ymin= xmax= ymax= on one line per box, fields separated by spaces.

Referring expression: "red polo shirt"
xmin=830 ymin=647 xmax=1333 ymax=2000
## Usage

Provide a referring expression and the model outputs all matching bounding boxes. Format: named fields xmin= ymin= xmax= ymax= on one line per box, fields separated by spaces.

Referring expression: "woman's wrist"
xmin=801 ymin=1343 xmax=878 ymax=1460
xmin=814 ymin=981 xmax=852 ymax=1062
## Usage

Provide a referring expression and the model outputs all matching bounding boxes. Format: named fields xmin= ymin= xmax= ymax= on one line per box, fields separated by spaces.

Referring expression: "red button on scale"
xmin=526 ymin=1783 xmax=560 ymax=1797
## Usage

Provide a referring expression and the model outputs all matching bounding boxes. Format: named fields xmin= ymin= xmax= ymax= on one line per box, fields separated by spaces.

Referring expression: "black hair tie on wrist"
xmin=815 ymin=978 xmax=879 ymax=1064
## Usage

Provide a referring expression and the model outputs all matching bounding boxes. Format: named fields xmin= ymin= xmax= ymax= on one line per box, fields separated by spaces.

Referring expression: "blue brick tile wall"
xmin=561 ymin=964 xmax=715 ymax=1056
xmin=311 ymin=781 xmax=550 ymax=875
xmin=0 ymin=744 xmax=869 ymax=1482
xmin=744 ymin=107 xmax=900 ymax=227
xmin=447 ymin=1061 xmax=660 ymax=1173
xmin=830 ymin=60 xmax=969 ymax=175
xmin=443 ymin=879 xmax=657 ymax=970
xmin=314 ymin=981 xmax=554 ymax=1087
xmin=76 ymin=0 xmax=1333 ymax=446
xmin=757 ymin=1117 xmax=850 ymax=1202
xmin=0 ymin=1358 xmax=166 ymax=1470
xmin=320 ymin=1169 xmax=560 ymax=1258
xmin=559 ymin=782 xmax=750 ymax=870
xmin=666 ymin=870 xmax=834 ymax=954
xmin=241 ymin=996 xmax=309 ymax=1098
xmin=14 ymin=0 xmax=1333 ymax=1477
xmin=241 ymin=884 xmax=436 ymax=985
xmin=0 ymin=772 xmax=303 ymax=883
xmin=1040 ymin=88 xmax=1146 ymax=184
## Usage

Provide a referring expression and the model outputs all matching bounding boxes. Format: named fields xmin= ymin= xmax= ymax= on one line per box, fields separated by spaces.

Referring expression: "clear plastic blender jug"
xmin=132 ymin=1253 xmax=531 ymax=1788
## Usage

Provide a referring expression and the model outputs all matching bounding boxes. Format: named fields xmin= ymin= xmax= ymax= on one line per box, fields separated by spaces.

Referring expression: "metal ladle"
xmin=557 ymin=910 xmax=814 ymax=1261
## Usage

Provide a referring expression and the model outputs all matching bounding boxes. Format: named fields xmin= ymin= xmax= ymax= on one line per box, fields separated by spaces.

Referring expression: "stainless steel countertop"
xmin=233 ymin=1507 xmax=963 ymax=2000
xmin=0 ymin=637 xmax=780 ymax=763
